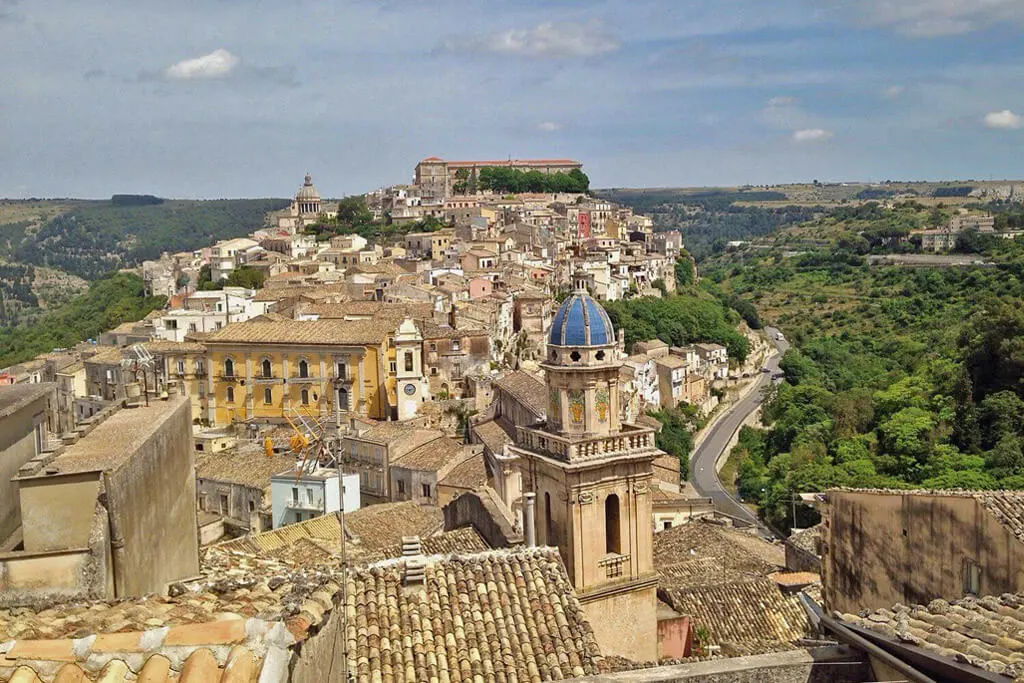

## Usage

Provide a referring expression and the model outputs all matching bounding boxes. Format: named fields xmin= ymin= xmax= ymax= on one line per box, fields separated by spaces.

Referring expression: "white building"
xmin=153 ymin=288 xmax=269 ymax=342
xmin=209 ymin=238 xmax=262 ymax=282
xmin=269 ymin=466 xmax=359 ymax=529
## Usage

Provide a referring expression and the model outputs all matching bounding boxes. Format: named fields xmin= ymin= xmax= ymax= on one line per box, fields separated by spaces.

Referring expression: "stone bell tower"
xmin=508 ymin=285 xmax=660 ymax=661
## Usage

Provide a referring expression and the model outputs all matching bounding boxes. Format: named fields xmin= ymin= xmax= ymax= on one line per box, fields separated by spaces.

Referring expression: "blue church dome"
xmin=549 ymin=292 xmax=616 ymax=346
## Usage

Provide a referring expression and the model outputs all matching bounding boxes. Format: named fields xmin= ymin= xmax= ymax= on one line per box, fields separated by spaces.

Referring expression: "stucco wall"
xmin=582 ymin=584 xmax=658 ymax=662
xmin=0 ymin=392 xmax=50 ymax=542
xmin=104 ymin=398 xmax=200 ymax=596
xmin=826 ymin=491 xmax=1024 ymax=613
xmin=442 ymin=490 xmax=522 ymax=548
xmin=19 ymin=472 xmax=102 ymax=551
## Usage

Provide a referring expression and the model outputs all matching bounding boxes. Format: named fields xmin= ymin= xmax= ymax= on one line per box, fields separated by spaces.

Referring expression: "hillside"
xmin=706 ymin=238 xmax=1024 ymax=532
xmin=0 ymin=197 xmax=289 ymax=280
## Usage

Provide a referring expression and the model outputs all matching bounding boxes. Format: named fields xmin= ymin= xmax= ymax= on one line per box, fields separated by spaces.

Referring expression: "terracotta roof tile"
xmin=841 ymin=592 xmax=1024 ymax=679
xmin=392 ymin=435 xmax=465 ymax=471
xmin=493 ymin=370 xmax=546 ymax=418
xmin=440 ymin=452 xmax=490 ymax=490
xmin=202 ymin=319 xmax=388 ymax=346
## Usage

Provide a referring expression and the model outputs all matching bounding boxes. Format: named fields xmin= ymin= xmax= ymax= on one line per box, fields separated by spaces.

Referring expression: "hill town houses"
xmin=8 ymin=158 xmax=998 ymax=682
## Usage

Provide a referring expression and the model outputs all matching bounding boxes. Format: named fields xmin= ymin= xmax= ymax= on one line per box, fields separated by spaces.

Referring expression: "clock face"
xmin=403 ymin=383 xmax=417 ymax=396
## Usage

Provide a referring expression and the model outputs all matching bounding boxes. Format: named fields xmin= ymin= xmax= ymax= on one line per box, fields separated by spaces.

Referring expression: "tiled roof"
xmin=494 ymin=370 xmax=547 ymax=418
xmin=393 ymin=435 xmax=465 ymax=471
xmin=0 ymin=627 xmax=281 ymax=682
xmin=830 ymin=488 xmax=1024 ymax=544
xmin=653 ymin=521 xmax=784 ymax=577
xmin=345 ymin=501 xmax=444 ymax=549
xmin=344 ymin=549 xmax=602 ymax=682
xmin=787 ymin=524 xmax=822 ymax=557
xmin=201 ymin=319 xmax=388 ymax=346
xmin=376 ymin=526 xmax=489 ymax=558
xmin=144 ymin=340 xmax=207 ymax=354
xmin=659 ymin=578 xmax=810 ymax=649
xmin=195 ymin=448 xmax=297 ymax=489
xmin=440 ymin=452 xmax=490 ymax=490
xmin=472 ymin=418 xmax=514 ymax=455
xmin=840 ymin=593 xmax=1024 ymax=679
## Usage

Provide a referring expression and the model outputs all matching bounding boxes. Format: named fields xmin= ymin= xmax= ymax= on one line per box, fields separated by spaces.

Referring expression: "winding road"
xmin=689 ymin=327 xmax=789 ymax=536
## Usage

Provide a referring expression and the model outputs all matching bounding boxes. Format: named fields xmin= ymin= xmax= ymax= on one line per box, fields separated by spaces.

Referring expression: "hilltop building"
xmin=414 ymin=156 xmax=583 ymax=199
xmin=276 ymin=173 xmax=334 ymax=233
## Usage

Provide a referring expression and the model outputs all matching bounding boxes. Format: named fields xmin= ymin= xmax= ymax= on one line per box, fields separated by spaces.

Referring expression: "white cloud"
xmin=883 ymin=85 xmax=905 ymax=99
xmin=164 ymin=48 xmax=240 ymax=80
xmin=536 ymin=121 xmax=562 ymax=132
xmin=442 ymin=20 xmax=619 ymax=58
xmin=821 ymin=0 xmax=1024 ymax=37
xmin=767 ymin=96 xmax=795 ymax=107
xmin=792 ymin=128 xmax=833 ymax=143
xmin=984 ymin=109 xmax=1022 ymax=130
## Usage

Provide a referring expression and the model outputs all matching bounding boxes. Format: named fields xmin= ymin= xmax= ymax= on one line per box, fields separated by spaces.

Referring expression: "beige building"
xmin=414 ymin=156 xmax=583 ymax=199
xmin=404 ymin=229 xmax=454 ymax=260
xmin=503 ymin=287 xmax=662 ymax=661
xmin=0 ymin=384 xmax=56 ymax=545
xmin=1 ymin=396 xmax=199 ymax=606
xmin=822 ymin=488 xmax=1024 ymax=615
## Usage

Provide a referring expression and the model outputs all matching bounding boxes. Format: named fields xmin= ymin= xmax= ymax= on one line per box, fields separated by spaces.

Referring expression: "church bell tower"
xmin=508 ymin=285 xmax=660 ymax=661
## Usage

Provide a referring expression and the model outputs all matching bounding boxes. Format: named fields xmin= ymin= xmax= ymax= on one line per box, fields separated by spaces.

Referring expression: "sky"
xmin=3 ymin=0 xmax=1024 ymax=198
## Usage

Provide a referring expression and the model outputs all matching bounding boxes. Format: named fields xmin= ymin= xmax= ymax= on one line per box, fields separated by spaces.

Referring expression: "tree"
xmin=674 ymin=252 xmax=696 ymax=288
xmin=224 ymin=266 xmax=265 ymax=290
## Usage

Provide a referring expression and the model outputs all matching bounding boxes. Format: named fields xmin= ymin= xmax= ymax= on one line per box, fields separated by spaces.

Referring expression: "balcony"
xmin=598 ymin=553 xmax=629 ymax=579
xmin=285 ymin=499 xmax=323 ymax=512
xmin=514 ymin=424 xmax=656 ymax=463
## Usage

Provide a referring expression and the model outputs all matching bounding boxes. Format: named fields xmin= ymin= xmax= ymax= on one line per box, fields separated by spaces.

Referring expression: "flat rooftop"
xmin=0 ymin=383 xmax=54 ymax=419
xmin=45 ymin=396 xmax=186 ymax=475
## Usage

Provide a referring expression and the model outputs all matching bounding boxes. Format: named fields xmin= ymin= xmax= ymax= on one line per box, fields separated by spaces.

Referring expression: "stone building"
xmin=341 ymin=421 xmax=443 ymax=503
xmin=414 ymin=156 xmax=583 ymax=199
xmin=822 ymin=488 xmax=1024 ymax=614
xmin=1 ymin=396 xmax=198 ymax=606
xmin=502 ymin=286 xmax=662 ymax=661
xmin=194 ymin=446 xmax=296 ymax=535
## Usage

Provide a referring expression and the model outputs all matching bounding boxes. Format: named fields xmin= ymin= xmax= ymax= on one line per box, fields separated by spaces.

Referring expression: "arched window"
xmin=226 ymin=386 xmax=234 ymax=403
xmin=262 ymin=359 xmax=272 ymax=378
xmin=545 ymin=492 xmax=554 ymax=546
xmin=263 ymin=388 xmax=272 ymax=405
xmin=605 ymin=493 xmax=621 ymax=555
xmin=298 ymin=359 xmax=309 ymax=378
xmin=338 ymin=387 xmax=349 ymax=411
xmin=404 ymin=351 xmax=414 ymax=373
xmin=224 ymin=358 xmax=234 ymax=377
xmin=301 ymin=389 xmax=309 ymax=405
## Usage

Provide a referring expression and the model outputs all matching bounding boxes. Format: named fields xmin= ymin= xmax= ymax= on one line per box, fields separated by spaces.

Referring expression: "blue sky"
xmin=3 ymin=0 xmax=1024 ymax=198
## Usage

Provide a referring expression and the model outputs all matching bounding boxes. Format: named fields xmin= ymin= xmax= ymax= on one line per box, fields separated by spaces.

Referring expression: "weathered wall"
xmin=105 ymin=398 xmax=199 ymax=596
xmin=785 ymin=542 xmax=821 ymax=574
xmin=582 ymin=584 xmax=659 ymax=662
xmin=19 ymin=472 xmax=102 ymax=551
xmin=659 ymin=616 xmax=691 ymax=660
xmin=196 ymin=478 xmax=264 ymax=531
xmin=0 ymin=392 xmax=51 ymax=542
xmin=825 ymin=492 xmax=1024 ymax=613
xmin=0 ymin=500 xmax=113 ymax=607
xmin=289 ymin=598 xmax=346 ymax=683
xmin=442 ymin=489 xmax=522 ymax=548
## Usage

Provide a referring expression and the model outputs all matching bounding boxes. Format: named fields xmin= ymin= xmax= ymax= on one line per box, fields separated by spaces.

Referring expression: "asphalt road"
xmin=689 ymin=326 xmax=789 ymax=535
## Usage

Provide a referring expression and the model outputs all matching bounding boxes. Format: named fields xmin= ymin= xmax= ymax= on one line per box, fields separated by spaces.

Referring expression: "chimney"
xmin=524 ymin=492 xmax=537 ymax=547
xmin=402 ymin=535 xmax=425 ymax=587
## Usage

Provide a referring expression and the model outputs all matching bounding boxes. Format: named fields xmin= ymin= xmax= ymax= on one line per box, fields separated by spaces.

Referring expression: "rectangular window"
xmin=422 ymin=483 xmax=431 ymax=498
xmin=177 ymin=360 xmax=185 ymax=374
xmin=398 ymin=480 xmax=406 ymax=495
xmin=451 ymin=340 xmax=460 ymax=351
xmin=337 ymin=362 xmax=347 ymax=379
xmin=291 ymin=487 xmax=299 ymax=504
xmin=307 ymin=488 xmax=315 ymax=504
xmin=219 ymin=494 xmax=228 ymax=514
xmin=389 ymin=361 xmax=397 ymax=374
xmin=964 ymin=559 xmax=982 ymax=595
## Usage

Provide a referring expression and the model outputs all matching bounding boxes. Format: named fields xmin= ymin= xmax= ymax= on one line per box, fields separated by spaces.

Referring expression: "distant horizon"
xmin=6 ymin=177 xmax=1024 ymax=203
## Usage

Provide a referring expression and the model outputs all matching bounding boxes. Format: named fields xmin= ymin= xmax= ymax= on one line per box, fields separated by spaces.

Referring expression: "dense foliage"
xmin=599 ymin=188 xmax=817 ymax=260
xmin=648 ymin=403 xmax=706 ymax=479
xmin=475 ymin=167 xmax=589 ymax=194
xmin=707 ymin=243 xmax=1024 ymax=531
xmin=0 ymin=263 xmax=37 ymax=323
xmin=603 ymin=289 xmax=750 ymax=362
xmin=197 ymin=265 xmax=265 ymax=291
xmin=307 ymin=196 xmax=446 ymax=243
xmin=0 ymin=273 xmax=165 ymax=367
xmin=9 ymin=198 xmax=288 ymax=280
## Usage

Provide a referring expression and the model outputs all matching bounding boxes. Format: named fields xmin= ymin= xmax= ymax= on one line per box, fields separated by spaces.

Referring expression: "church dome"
xmin=549 ymin=291 xmax=615 ymax=347
xmin=296 ymin=173 xmax=320 ymax=201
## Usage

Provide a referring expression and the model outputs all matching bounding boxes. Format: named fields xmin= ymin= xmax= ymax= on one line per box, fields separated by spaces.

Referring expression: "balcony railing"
xmin=515 ymin=424 xmax=656 ymax=462
xmin=598 ymin=553 xmax=629 ymax=579
xmin=286 ymin=500 xmax=323 ymax=512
